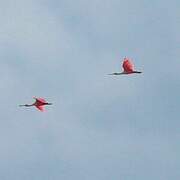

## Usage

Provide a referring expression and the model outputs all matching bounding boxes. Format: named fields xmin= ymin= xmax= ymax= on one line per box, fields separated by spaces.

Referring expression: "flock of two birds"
xmin=19 ymin=58 xmax=142 ymax=112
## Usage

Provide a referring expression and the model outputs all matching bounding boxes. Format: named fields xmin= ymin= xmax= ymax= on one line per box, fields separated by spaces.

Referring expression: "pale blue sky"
xmin=0 ymin=0 xmax=180 ymax=179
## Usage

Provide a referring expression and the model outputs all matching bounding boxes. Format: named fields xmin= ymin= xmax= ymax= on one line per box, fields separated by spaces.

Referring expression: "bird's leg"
xmin=45 ymin=103 xmax=53 ymax=105
xmin=133 ymin=71 xmax=142 ymax=74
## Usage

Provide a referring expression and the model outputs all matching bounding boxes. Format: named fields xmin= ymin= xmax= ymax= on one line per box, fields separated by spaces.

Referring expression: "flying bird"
xmin=109 ymin=58 xmax=142 ymax=75
xmin=19 ymin=97 xmax=52 ymax=112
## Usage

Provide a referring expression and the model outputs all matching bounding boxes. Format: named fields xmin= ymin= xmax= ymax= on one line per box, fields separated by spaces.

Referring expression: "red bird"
xmin=19 ymin=97 xmax=52 ymax=112
xmin=109 ymin=58 xmax=142 ymax=75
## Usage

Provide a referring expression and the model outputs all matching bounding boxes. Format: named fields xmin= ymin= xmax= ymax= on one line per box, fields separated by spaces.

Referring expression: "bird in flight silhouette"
xmin=109 ymin=57 xmax=142 ymax=75
xmin=19 ymin=97 xmax=52 ymax=112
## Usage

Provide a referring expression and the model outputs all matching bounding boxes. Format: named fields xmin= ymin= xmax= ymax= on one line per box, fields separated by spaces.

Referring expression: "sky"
xmin=0 ymin=0 xmax=180 ymax=179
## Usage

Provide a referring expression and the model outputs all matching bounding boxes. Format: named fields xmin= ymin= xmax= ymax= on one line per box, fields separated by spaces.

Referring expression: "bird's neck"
xmin=109 ymin=72 xmax=126 ymax=75
xmin=25 ymin=104 xmax=34 ymax=107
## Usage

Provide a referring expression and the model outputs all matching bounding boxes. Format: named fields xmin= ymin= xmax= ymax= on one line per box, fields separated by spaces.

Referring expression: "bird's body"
xmin=109 ymin=58 xmax=142 ymax=75
xmin=19 ymin=97 xmax=52 ymax=112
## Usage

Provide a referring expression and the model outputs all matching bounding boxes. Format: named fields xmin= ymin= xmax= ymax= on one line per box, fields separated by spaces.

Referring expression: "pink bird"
xmin=19 ymin=97 xmax=52 ymax=112
xmin=109 ymin=58 xmax=142 ymax=75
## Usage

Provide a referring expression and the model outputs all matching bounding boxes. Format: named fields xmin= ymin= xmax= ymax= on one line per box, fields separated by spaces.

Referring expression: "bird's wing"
xmin=36 ymin=105 xmax=45 ymax=112
xmin=122 ymin=58 xmax=134 ymax=72
xmin=35 ymin=98 xmax=47 ymax=104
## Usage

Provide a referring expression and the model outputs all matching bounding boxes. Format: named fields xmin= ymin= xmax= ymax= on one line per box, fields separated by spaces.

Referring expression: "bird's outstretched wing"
xmin=122 ymin=58 xmax=134 ymax=72
xmin=37 ymin=98 xmax=47 ymax=103
xmin=36 ymin=105 xmax=44 ymax=112
xmin=33 ymin=97 xmax=47 ymax=104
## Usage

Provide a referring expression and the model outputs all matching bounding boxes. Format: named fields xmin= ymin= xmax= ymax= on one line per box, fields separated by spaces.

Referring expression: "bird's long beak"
xmin=19 ymin=105 xmax=25 ymax=107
